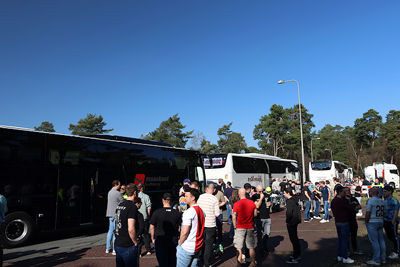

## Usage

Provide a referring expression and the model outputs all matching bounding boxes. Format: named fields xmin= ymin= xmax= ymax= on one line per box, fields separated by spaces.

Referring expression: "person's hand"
xmin=152 ymin=238 xmax=155 ymax=244
xmin=260 ymin=193 xmax=264 ymax=199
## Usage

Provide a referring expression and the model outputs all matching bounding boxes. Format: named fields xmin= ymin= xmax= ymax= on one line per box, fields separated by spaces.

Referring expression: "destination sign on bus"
xmin=203 ymin=158 xmax=211 ymax=167
xmin=212 ymin=157 xmax=223 ymax=166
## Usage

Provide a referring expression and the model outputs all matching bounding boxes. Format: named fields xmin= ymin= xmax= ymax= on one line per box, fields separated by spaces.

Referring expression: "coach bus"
xmin=309 ymin=160 xmax=353 ymax=185
xmin=203 ymin=153 xmax=299 ymax=188
xmin=0 ymin=125 xmax=205 ymax=247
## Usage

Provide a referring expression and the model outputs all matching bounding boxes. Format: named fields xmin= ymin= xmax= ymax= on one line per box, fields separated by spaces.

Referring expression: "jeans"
xmin=255 ymin=218 xmax=271 ymax=252
xmin=384 ymin=220 xmax=399 ymax=253
xmin=155 ymin=237 xmax=177 ymax=267
xmin=349 ymin=219 xmax=358 ymax=251
xmin=367 ymin=221 xmax=386 ymax=263
xmin=323 ymin=201 xmax=330 ymax=220
xmin=216 ymin=214 xmax=223 ymax=245
xmin=115 ymin=245 xmax=139 ymax=267
xmin=314 ymin=201 xmax=320 ymax=217
xmin=198 ymin=227 xmax=216 ymax=267
xmin=304 ymin=200 xmax=311 ymax=220
xmin=226 ymin=203 xmax=232 ymax=225
xmin=176 ymin=245 xmax=198 ymax=267
xmin=106 ymin=217 xmax=115 ymax=251
xmin=335 ymin=222 xmax=350 ymax=259
xmin=287 ymin=223 xmax=301 ymax=258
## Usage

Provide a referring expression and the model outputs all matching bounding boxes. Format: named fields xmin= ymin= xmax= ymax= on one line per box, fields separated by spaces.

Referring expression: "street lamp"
xmin=277 ymin=79 xmax=306 ymax=183
xmin=311 ymin=137 xmax=320 ymax=162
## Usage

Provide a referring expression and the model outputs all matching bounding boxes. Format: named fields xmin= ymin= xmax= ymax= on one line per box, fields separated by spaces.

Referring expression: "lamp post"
xmin=277 ymin=79 xmax=306 ymax=183
xmin=311 ymin=137 xmax=320 ymax=162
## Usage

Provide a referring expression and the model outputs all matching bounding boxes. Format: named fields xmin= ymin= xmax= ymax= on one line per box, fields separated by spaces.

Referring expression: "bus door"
xmin=80 ymin=167 xmax=97 ymax=225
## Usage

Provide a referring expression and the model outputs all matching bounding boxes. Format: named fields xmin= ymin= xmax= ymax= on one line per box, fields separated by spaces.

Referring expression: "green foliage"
xmin=34 ymin=121 xmax=55 ymax=132
xmin=217 ymin=123 xmax=247 ymax=153
xmin=69 ymin=113 xmax=113 ymax=135
xmin=144 ymin=114 xmax=193 ymax=148
xmin=353 ymin=109 xmax=382 ymax=149
xmin=383 ymin=110 xmax=400 ymax=156
xmin=200 ymin=139 xmax=219 ymax=154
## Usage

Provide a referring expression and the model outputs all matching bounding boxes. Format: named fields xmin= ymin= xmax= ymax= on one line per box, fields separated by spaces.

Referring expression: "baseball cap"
xmin=162 ymin=192 xmax=172 ymax=200
xmin=183 ymin=179 xmax=191 ymax=184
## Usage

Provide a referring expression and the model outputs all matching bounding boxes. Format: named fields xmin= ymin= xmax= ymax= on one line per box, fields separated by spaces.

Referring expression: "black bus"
xmin=0 ymin=125 xmax=205 ymax=247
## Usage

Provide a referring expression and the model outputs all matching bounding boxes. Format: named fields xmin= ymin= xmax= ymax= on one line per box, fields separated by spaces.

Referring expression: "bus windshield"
xmin=311 ymin=161 xmax=332 ymax=171
xmin=203 ymin=154 xmax=227 ymax=169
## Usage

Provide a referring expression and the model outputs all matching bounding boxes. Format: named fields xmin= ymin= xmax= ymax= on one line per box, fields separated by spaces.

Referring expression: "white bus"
xmin=309 ymin=160 xmax=353 ymax=185
xmin=203 ymin=153 xmax=299 ymax=188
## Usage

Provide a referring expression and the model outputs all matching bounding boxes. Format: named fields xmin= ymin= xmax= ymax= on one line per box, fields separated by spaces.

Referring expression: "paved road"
xmin=4 ymin=208 xmax=400 ymax=267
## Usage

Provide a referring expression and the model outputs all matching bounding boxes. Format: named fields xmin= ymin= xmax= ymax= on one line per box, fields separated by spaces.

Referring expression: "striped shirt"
xmin=181 ymin=204 xmax=205 ymax=253
xmin=198 ymin=193 xmax=220 ymax=228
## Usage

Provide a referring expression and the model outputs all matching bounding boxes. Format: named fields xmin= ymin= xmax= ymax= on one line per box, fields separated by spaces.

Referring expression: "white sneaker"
xmin=105 ymin=249 xmax=111 ymax=254
xmin=389 ymin=252 xmax=399 ymax=259
xmin=314 ymin=216 xmax=322 ymax=219
xmin=320 ymin=219 xmax=327 ymax=223
xmin=342 ymin=257 xmax=354 ymax=264
xmin=112 ymin=250 xmax=116 ymax=255
xmin=356 ymin=212 xmax=363 ymax=217
xmin=337 ymin=256 xmax=343 ymax=262
xmin=366 ymin=260 xmax=380 ymax=265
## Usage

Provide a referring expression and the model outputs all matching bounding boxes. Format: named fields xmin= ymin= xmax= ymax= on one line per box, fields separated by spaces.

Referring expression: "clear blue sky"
xmin=1 ymin=1 xmax=399 ymax=148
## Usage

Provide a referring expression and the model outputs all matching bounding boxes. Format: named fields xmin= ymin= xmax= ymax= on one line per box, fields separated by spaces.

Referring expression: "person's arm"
xmin=255 ymin=193 xmax=264 ymax=209
xmin=305 ymin=190 xmax=311 ymax=201
xmin=232 ymin=212 xmax=237 ymax=229
xmin=178 ymin=225 xmax=191 ymax=246
xmin=146 ymin=196 xmax=152 ymax=217
xmin=218 ymin=194 xmax=226 ymax=207
xmin=150 ymin=224 xmax=155 ymax=244
xmin=253 ymin=207 xmax=257 ymax=218
xmin=215 ymin=199 xmax=221 ymax=217
xmin=128 ymin=218 xmax=138 ymax=246
xmin=365 ymin=211 xmax=371 ymax=223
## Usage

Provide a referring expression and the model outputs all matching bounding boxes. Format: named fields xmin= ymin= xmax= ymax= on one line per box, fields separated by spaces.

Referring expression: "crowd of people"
xmin=104 ymin=176 xmax=400 ymax=267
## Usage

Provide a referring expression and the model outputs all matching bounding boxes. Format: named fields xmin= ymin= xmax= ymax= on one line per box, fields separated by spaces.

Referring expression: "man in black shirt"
xmin=279 ymin=179 xmax=287 ymax=194
xmin=284 ymin=188 xmax=301 ymax=264
xmin=114 ymin=183 xmax=139 ymax=267
xmin=150 ymin=193 xmax=182 ymax=267
xmin=252 ymin=185 xmax=271 ymax=256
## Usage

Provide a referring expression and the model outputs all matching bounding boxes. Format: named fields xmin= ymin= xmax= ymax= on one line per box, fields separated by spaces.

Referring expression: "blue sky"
xmin=1 ymin=1 xmax=399 ymax=148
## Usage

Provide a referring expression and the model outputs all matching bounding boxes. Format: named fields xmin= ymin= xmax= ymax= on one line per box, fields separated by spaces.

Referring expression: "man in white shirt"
xmin=177 ymin=188 xmax=205 ymax=267
xmin=197 ymin=183 xmax=220 ymax=267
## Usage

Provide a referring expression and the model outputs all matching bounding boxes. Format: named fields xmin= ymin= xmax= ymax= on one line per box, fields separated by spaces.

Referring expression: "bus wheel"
xmin=3 ymin=212 xmax=34 ymax=247
xmin=389 ymin=182 xmax=396 ymax=189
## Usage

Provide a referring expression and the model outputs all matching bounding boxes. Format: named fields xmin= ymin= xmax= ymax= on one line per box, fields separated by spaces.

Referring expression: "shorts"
xmin=233 ymin=228 xmax=255 ymax=249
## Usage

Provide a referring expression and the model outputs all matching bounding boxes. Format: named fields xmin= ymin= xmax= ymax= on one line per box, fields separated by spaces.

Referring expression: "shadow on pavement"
xmin=4 ymin=248 xmax=91 ymax=267
xmin=4 ymin=247 xmax=59 ymax=261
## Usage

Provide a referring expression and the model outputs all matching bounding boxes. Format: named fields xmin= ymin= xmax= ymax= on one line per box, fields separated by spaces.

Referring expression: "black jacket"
xmin=286 ymin=197 xmax=301 ymax=226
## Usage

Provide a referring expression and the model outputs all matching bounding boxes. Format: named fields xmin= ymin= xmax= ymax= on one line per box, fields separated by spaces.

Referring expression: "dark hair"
xmin=244 ymin=183 xmax=251 ymax=189
xmin=231 ymin=189 xmax=239 ymax=203
xmin=126 ymin=183 xmax=138 ymax=197
xmin=284 ymin=188 xmax=293 ymax=196
xmin=335 ymin=185 xmax=344 ymax=194
xmin=137 ymin=183 xmax=145 ymax=190
xmin=112 ymin=180 xmax=120 ymax=187
xmin=384 ymin=185 xmax=394 ymax=193
xmin=188 ymin=188 xmax=200 ymax=202
xmin=320 ymin=181 xmax=325 ymax=185
xmin=227 ymin=181 xmax=232 ymax=186
xmin=133 ymin=197 xmax=142 ymax=205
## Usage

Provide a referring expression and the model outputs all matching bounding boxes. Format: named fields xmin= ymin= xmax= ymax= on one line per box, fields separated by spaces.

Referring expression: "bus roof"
xmin=0 ymin=125 xmax=193 ymax=152
xmin=208 ymin=152 xmax=297 ymax=163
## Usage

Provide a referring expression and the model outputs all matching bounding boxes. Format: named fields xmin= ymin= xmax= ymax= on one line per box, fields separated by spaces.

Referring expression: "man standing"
xmin=214 ymin=186 xmax=226 ymax=253
xmin=150 ymin=193 xmax=181 ymax=267
xmin=301 ymin=181 xmax=312 ymax=222
xmin=271 ymin=178 xmax=280 ymax=193
xmin=197 ymin=183 xmax=220 ymax=267
xmin=232 ymin=188 xmax=257 ymax=267
xmin=383 ymin=185 xmax=400 ymax=260
xmin=344 ymin=187 xmax=362 ymax=255
xmin=106 ymin=179 xmax=124 ymax=255
xmin=224 ymin=182 xmax=234 ymax=226
xmin=137 ymin=184 xmax=152 ymax=255
xmin=283 ymin=188 xmax=301 ymax=264
xmin=177 ymin=188 xmax=205 ymax=267
xmin=320 ymin=181 xmax=331 ymax=223
xmin=252 ymin=185 xmax=271 ymax=256
xmin=114 ymin=183 xmax=139 ymax=267
xmin=331 ymin=186 xmax=354 ymax=264
xmin=365 ymin=188 xmax=386 ymax=265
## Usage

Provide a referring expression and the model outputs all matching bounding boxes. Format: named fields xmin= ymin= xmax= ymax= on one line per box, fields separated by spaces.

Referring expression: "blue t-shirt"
xmin=384 ymin=197 xmax=400 ymax=222
xmin=366 ymin=197 xmax=385 ymax=223
xmin=321 ymin=186 xmax=329 ymax=201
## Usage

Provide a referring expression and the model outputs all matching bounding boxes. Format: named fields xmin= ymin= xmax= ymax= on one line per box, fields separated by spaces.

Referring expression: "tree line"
xmin=34 ymin=106 xmax=400 ymax=175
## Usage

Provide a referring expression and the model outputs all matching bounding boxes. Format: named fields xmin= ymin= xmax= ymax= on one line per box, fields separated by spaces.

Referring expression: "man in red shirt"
xmin=232 ymin=188 xmax=257 ymax=267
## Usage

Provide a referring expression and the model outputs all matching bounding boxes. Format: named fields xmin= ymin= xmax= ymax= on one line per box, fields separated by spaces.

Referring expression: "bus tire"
xmin=2 ymin=211 xmax=35 ymax=248
xmin=389 ymin=182 xmax=396 ymax=189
